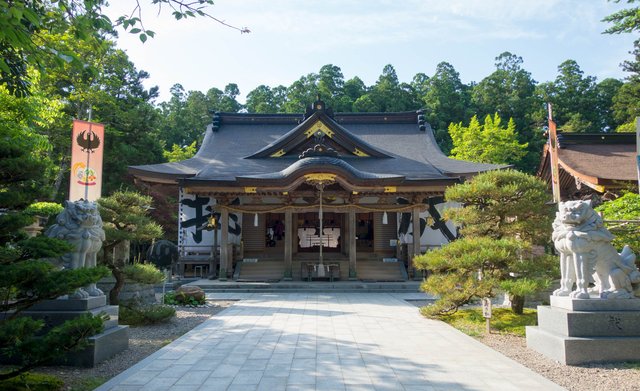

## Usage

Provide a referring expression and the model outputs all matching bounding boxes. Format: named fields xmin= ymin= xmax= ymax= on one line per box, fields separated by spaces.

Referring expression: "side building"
xmin=537 ymin=132 xmax=637 ymax=201
xmin=130 ymin=100 xmax=504 ymax=281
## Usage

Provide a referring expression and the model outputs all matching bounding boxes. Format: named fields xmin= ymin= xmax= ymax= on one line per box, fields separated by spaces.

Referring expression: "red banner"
xmin=69 ymin=119 xmax=104 ymax=201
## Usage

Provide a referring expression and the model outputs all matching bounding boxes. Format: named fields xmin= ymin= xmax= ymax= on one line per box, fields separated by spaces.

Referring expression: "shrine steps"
xmin=357 ymin=261 xmax=406 ymax=282
xmin=187 ymin=280 xmax=422 ymax=293
xmin=235 ymin=260 xmax=284 ymax=282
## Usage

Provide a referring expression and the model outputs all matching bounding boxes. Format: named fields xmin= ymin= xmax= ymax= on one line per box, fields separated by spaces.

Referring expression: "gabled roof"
xmin=129 ymin=101 xmax=505 ymax=191
xmin=538 ymin=132 xmax=636 ymax=195
xmin=246 ymin=102 xmax=391 ymax=159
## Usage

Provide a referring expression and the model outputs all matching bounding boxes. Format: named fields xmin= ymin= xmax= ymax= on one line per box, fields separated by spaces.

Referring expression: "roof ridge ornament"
xmin=305 ymin=96 xmax=334 ymax=118
xmin=298 ymin=130 xmax=339 ymax=159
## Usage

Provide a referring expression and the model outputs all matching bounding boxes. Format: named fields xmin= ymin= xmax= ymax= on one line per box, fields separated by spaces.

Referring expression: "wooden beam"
xmin=284 ymin=209 xmax=293 ymax=280
xmin=219 ymin=208 xmax=229 ymax=281
xmin=348 ymin=208 xmax=357 ymax=280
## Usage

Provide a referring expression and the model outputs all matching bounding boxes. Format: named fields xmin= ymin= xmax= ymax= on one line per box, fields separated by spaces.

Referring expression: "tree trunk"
xmin=109 ymin=267 xmax=125 ymax=305
xmin=510 ymin=294 xmax=525 ymax=314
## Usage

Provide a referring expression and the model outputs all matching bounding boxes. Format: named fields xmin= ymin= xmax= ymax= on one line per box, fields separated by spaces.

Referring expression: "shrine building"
xmin=130 ymin=100 xmax=504 ymax=282
xmin=538 ymin=132 xmax=637 ymax=201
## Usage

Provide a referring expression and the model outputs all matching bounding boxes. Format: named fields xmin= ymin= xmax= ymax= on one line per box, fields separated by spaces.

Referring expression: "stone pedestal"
xmin=23 ymin=295 xmax=128 ymax=367
xmin=526 ymin=296 xmax=640 ymax=365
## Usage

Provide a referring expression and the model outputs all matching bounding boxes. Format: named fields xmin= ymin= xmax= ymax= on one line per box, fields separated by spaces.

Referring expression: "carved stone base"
xmin=527 ymin=297 xmax=640 ymax=365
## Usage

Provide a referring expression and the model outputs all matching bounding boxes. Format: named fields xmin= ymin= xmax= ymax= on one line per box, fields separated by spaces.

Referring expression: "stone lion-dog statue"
xmin=552 ymin=200 xmax=640 ymax=299
xmin=46 ymin=200 xmax=106 ymax=299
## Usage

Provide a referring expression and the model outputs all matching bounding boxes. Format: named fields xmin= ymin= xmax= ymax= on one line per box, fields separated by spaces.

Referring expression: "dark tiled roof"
xmin=130 ymin=110 xmax=505 ymax=186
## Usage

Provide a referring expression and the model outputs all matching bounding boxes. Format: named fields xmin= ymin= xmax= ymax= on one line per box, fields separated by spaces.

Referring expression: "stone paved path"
xmin=97 ymin=293 xmax=565 ymax=391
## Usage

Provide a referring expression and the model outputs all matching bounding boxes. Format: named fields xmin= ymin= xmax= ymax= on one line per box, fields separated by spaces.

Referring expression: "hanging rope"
xmin=218 ymin=202 xmax=425 ymax=214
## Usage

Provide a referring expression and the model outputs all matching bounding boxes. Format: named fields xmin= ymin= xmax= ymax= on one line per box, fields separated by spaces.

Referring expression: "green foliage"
xmin=596 ymin=192 xmax=640 ymax=254
xmin=416 ymin=237 xmax=537 ymax=315
xmin=444 ymin=169 xmax=553 ymax=244
xmin=0 ymin=0 xmax=243 ymax=98
xmin=98 ymin=191 xmax=163 ymax=247
xmin=163 ymin=141 xmax=197 ymax=162
xmin=422 ymin=62 xmax=471 ymax=153
xmin=500 ymin=277 xmax=551 ymax=297
xmin=449 ymin=113 xmax=528 ymax=166
xmin=428 ymin=307 xmax=537 ymax=337
xmin=97 ymin=190 xmax=163 ymax=304
xmin=419 ymin=170 xmax=556 ymax=315
xmin=0 ymin=77 xmax=109 ymax=380
xmin=0 ymin=372 xmax=64 ymax=391
xmin=603 ymin=0 xmax=640 ymax=35
xmin=164 ymin=291 xmax=206 ymax=306
xmin=123 ymin=263 xmax=165 ymax=285
xmin=0 ymin=84 xmax=61 ymax=208
xmin=119 ymin=304 xmax=176 ymax=326
xmin=23 ymin=202 xmax=63 ymax=217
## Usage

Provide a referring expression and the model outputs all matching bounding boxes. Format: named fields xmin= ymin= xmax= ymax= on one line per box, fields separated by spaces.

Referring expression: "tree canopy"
xmin=448 ymin=113 xmax=528 ymax=167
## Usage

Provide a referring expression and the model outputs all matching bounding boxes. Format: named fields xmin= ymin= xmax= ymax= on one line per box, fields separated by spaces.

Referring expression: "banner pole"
xmin=547 ymin=103 xmax=561 ymax=204
xmin=84 ymin=107 xmax=93 ymax=201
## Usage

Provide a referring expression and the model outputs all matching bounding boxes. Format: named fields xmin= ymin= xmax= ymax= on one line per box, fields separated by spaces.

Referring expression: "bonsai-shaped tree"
xmin=97 ymin=190 xmax=163 ymax=304
xmin=414 ymin=169 xmax=556 ymax=315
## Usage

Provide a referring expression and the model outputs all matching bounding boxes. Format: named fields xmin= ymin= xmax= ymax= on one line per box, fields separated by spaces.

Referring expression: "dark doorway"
xmin=356 ymin=212 xmax=374 ymax=252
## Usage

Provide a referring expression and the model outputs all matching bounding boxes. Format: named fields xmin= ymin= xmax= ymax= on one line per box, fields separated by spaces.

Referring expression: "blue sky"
xmin=106 ymin=0 xmax=637 ymax=103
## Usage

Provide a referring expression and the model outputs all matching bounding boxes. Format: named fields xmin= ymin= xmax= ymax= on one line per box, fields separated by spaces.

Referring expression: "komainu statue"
xmin=46 ymin=200 xmax=106 ymax=299
xmin=552 ymin=200 xmax=640 ymax=299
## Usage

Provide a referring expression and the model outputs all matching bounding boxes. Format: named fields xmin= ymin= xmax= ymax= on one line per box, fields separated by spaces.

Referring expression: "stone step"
xmin=192 ymin=281 xmax=422 ymax=293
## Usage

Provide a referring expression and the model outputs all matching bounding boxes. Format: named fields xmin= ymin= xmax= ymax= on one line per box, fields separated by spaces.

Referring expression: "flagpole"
xmin=547 ymin=103 xmax=561 ymax=204
xmin=85 ymin=107 xmax=93 ymax=201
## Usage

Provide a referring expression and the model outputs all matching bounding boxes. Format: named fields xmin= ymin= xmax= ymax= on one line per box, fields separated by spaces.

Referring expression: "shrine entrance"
xmin=296 ymin=212 xmax=343 ymax=253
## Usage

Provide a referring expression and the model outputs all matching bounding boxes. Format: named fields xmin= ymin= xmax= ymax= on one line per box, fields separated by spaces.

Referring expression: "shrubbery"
xmin=123 ymin=263 xmax=165 ymax=285
xmin=164 ymin=291 xmax=206 ymax=306
xmin=119 ymin=304 xmax=175 ymax=326
xmin=0 ymin=372 xmax=64 ymax=391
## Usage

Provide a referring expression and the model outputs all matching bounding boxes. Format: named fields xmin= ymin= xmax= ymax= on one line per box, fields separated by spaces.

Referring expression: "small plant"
xmin=119 ymin=304 xmax=175 ymax=326
xmin=0 ymin=372 xmax=64 ymax=391
xmin=164 ymin=291 xmax=205 ymax=306
xmin=123 ymin=263 xmax=165 ymax=285
xmin=23 ymin=202 xmax=64 ymax=218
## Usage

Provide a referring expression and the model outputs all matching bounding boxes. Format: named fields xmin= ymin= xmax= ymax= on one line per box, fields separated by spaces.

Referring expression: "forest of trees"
xmin=1 ymin=1 xmax=639 ymax=202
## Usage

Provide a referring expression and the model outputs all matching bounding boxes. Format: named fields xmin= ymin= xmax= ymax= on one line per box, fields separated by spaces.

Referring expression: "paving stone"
xmin=175 ymin=370 xmax=211 ymax=386
xmin=199 ymin=376 xmax=233 ymax=390
xmin=231 ymin=369 xmax=263 ymax=385
xmin=97 ymin=293 xmax=566 ymax=391
xmin=256 ymin=376 xmax=287 ymax=391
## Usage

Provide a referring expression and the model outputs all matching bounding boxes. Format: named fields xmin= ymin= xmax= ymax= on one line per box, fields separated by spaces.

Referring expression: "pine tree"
xmin=414 ymin=170 xmax=556 ymax=315
xmin=0 ymin=86 xmax=108 ymax=379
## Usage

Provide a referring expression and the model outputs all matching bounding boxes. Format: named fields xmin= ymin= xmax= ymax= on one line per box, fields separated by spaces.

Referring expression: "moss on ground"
xmin=422 ymin=307 xmax=537 ymax=337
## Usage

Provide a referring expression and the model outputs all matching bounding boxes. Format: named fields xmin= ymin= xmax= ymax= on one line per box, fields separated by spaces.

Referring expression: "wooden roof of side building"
xmin=537 ymin=132 xmax=636 ymax=196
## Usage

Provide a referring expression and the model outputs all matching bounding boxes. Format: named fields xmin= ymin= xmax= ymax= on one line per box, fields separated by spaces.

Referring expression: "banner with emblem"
xmin=69 ymin=119 xmax=104 ymax=201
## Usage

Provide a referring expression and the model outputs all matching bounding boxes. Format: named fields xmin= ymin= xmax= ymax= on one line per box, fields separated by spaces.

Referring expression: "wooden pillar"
xmin=284 ymin=209 xmax=293 ymax=280
xmin=219 ymin=208 xmax=229 ymax=281
xmin=349 ymin=208 xmax=357 ymax=280
xmin=411 ymin=206 xmax=421 ymax=276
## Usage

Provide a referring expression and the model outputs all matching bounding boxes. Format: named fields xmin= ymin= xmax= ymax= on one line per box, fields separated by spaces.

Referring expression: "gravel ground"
xmin=480 ymin=332 xmax=640 ymax=391
xmin=25 ymin=299 xmax=640 ymax=390
xmin=35 ymin=300 xmax=236 ymax=390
